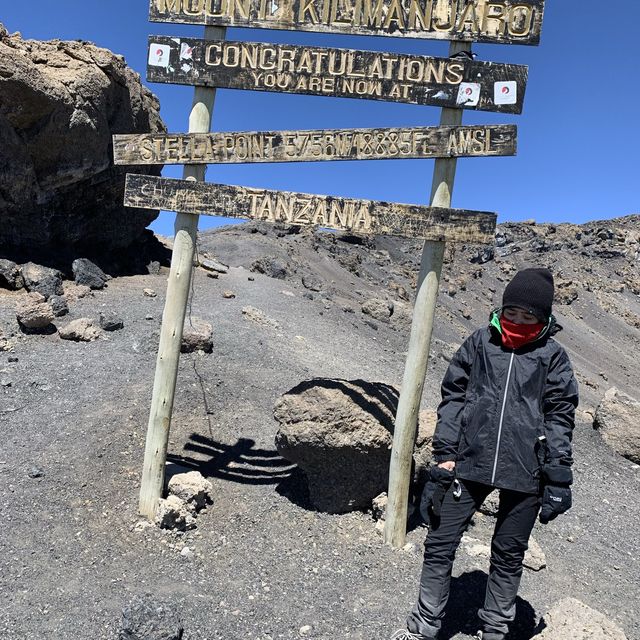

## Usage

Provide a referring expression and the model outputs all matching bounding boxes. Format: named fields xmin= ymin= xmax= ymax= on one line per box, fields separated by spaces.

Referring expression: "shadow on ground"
xmin=168 ymin=433 xmax=295 ymax=485
xmin=439 ymin=570 xmax=539 ymax=640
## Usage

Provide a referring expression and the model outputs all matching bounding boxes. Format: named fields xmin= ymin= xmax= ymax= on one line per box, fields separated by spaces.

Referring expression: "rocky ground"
xmin=1 ymin=215 xmax=639 ymax=640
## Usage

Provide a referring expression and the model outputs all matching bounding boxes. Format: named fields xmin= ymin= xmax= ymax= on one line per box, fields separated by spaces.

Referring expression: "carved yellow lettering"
xmin=408 ymin=0 xmax=433 ymax=30
xmin=156 ymin=0 xmax=181 ymax=12
xmin=240 ymin=44 xmax=258 ymax=69
xmin=455 ymin=3 xmax=479 ymax=33
xmin=259 ymin=46 xmax=277 ymax=70
xmin=356 ymin=0 xmax=385 ymax=27
xmin=482 ymin=2 xmax=507 ymax=36
xmin=275 ymin=196 xmax=295 ymax=222
xmin=424 ymin=60 xmax=444 ymax=84
xmin=231 ymin=0 xmax=250 ymax=18
xmin=508 ymin=5 xmax=533 ymax=36
xmin=298 ymin=0 xmax=320 ymax=22
xmin=184 ymin=0 xmax=205 ymax=15
xmin=139 ymin=138 xmax=155 ymax=161
xmin=206 ymin=43 xmax=223 ymax=66
xmin=444 ymin=62 xmax=464 ymax=84
xmin=383 ymin=0 xmax=405 ymax=29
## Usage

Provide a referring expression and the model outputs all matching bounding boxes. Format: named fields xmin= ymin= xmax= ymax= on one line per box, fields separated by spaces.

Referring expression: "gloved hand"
xmin=420 ymin=466 xmax=455 ymax=524
xmin=539 ymin=484 xmax=572 ymax=524
xmin=539 ymin=463 xmax=573 ymax=524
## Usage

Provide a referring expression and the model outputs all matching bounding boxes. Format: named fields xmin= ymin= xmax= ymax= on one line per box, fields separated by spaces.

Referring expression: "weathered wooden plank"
xmin=124 ymin=174 xmax=496 ymax=243
xmin=149 ymin=0 xmax=545 ymax=46
xmin=146 ymin=37 xmax=528 ymax=114
xmin=114 ymin=124 xmax=517 ymax=165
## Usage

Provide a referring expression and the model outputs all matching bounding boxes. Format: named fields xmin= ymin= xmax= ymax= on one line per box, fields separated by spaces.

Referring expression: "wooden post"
xmin=384 ymin=41 xmax=471 ymax=548
xmin=139 ymin=25 xmax=226 ymax=520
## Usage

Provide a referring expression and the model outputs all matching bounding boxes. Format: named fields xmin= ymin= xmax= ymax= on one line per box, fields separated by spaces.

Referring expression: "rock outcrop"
xmin=274 ymin=378 xmax=434 ymax=513
xmin=0 ymin=25 xmax=165 ymax=254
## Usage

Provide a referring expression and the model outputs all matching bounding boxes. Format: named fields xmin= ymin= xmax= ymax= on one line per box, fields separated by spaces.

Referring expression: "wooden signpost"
xmin=125 ymin=173 xmax=497 ymax=242
xmin=149 ymin=0 xmax=545 ymax=46
xmin=115 ymin=125 xmax=516 ymax=165
xmin=129 ymin=0 xmax=544 ymax=540
xmin=147 ymin=36 xmax=528 ymax=113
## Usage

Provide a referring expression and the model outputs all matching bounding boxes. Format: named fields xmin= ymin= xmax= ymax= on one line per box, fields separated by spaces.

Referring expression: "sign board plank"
xmin=124 ymin=174 xmax=496 ymax=244
xmin=114 ymin=125 xmax=517 ymax=165
xmin=147 ymin=37 xmax=528 ymax=114
xmin=149 ymin=0 xmax=545 ymax=46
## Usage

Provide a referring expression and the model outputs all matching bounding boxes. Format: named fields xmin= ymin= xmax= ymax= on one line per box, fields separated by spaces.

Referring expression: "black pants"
xmin=407 ymin=479 xmax=540 ymax=638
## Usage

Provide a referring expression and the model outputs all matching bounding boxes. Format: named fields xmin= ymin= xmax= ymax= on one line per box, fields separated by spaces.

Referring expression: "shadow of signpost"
xmin=168 ymin=433 xmax=295 ymax=485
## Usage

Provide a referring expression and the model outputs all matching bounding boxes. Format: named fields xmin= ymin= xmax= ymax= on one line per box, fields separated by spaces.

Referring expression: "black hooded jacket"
xmin=432 ymin=315 xmax=579 ymax=495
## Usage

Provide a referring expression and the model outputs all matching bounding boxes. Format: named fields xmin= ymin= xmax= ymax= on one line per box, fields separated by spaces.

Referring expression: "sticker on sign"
xmin=149 ymin=43 xmax=171 ymax=68
xmin=494 ymin=81 xmax=518 ymax=105
xmin=456 ymin=83 xmax=481 ymax=107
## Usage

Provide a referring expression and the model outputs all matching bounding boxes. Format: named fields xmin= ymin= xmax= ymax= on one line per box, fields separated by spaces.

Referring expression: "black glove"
xmin=539 ymin=485 xmax=572 ymax=523
xmin=420 ymin=466 xmax=455 ymax=524
xmin=539 ymin=463 xmax=573 ymax=524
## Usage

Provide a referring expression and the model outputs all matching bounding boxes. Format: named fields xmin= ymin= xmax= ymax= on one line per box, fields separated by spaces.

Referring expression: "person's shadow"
xmin=438 ymin=571 xmax=540 ymax=639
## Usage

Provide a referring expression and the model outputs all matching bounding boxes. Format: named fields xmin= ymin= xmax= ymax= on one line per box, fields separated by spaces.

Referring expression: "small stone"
xmin=168 ymin=471 xmax=214 ymax=511
xmin=146 ymin=260 xmax=161 ymax=275
xmin=58 ymin=318 xmax=102 ymax=342
xmin=523 ymin=537 xmax=547 ymax=571
xmin=8 ymin=357 xmax=18 ymax=363
xmin=99 ymin=312 xmax=124 ymax=332
xmin=299 ymin=625 xmax=312 ymax=636
xmin=222 ymin=290 xmax=236 ymax=299
xmin=181 ymin=318 xmax=213 ymax=354
xmin=145 ymin=315 xmax=154 ymax=321
xmin=16 ymin=292 xmax=55 ymax=330
xmin=143 ymin=288 xmax=157 ymax=298
xmin=180 ymin=546 xmax=193 ymax=558
xmin=72 ymin=258 xmax=109 ymax=290
xmin=241 ymin=306 xmax=280 ymax=329
xmin=247 ymin=276 xmax=255 ymax=282
xmin=372 ymin=493 xmax=387 ymax=521
xmin=361 ymin=298 xmax=393 ymax=322
xmin=198 ymin=256 xmax=229 ymax=274
xmin=155 ymin=495 xmax=196 ymax=531
xmin=0 ymin=373 xmax=12 ymax=387
xmin=119 ymin=594 xmax=184 ymax=640
xmin=28 ymin=467 xmax=45 ymax=478
xmin=49 ymin=295 xmax=69 ymax=317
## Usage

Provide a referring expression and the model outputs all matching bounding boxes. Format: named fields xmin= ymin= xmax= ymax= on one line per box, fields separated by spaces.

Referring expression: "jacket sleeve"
xmin=432 ymin=332 xmax=478 ymax=462
xmin=542 ymin=347 xmax=579 ymax=467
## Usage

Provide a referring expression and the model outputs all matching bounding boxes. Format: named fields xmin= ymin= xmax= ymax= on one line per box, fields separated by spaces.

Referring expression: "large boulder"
xmin=593 ymin=388 xmax=640 ymax=464
xmin=0 ymin=25 xmax=165 ymax=253
xmin=274 ymin=378 xmax=434 ymax=513
xmin=533 ymin=598 xmax=627 ymax=639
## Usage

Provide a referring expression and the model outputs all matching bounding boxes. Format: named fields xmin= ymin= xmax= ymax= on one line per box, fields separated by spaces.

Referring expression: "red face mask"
xmin=500 ymin=316 xmax=545 ymax=349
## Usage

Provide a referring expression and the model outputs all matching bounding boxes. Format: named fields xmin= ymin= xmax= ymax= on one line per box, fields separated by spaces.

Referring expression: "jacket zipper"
xmin=491 ymin=351 xmax=515 ymax=485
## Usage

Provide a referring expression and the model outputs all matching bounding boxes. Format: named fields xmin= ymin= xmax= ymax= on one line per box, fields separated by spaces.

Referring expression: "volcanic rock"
xmin=0 ymin=258 xmax=23 ymax=290
xmin=0 ymin=27 xmax=165 ymax=253
xmin=16 ymin=292 xmax=55 ymax=330
xmin=48 ymin=295 xmax=69 ymax=318
xmin=119 ymin=594 xmax=184 ymax=640
xmin=593 ymin=388 xmax=640 ymax=464
xmin=72 ymin=258 xmax=109 ymax=290
xmin=181 ymin=318 xmax=213 ymax=353
xmin=58 ymin=318 xmax=102 ymax=342
xmin=533 ymin=597 xmax=627 ymax=639
xmin=168 ymin=471 xmax=214 ymax=511
xmin=99 ymin=311 xmax=124 ymax=332
xmin=155 ymin=496 xmax=196 ymax=532
xmin=361 ymin=298 xmax=393 ymax=322
xmin=273 ymin=379 xmax=432 ymax=513
xmin=21 ymin=262 xmax=64 ymax=300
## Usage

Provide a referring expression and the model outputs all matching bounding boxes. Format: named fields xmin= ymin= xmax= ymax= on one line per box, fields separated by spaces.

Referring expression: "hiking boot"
xmin=389 ymin=630 xmax=436 ymax=640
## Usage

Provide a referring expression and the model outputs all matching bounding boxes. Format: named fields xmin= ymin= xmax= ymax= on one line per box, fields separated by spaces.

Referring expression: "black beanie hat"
xmin=502 ymin=268 xmax=554 ymax=322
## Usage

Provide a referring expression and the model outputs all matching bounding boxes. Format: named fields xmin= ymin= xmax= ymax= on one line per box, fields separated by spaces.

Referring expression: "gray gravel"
xmin=1 ymin=219 xmax=639 ymax=640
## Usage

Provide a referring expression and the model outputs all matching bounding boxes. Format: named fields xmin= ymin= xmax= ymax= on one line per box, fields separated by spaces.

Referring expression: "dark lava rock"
xmin=72 ymin=259 xmax=110 ymax=290
xmin=49 ymin=295 xmax=69 ymax=318
xmin=0 ymin=258 xmax=24 ymax=290
xmin=469 ymin=247 xmax=495 ymax=264
xmin=251 ymin=256 xmax=290 ymax=279
xmin=119 ymin=595 xmax=183 ymax=640
xmin=99 ymin=311 xmax=125 ymax=332
xmin=21 ymin=262 xmax=63 ymax=300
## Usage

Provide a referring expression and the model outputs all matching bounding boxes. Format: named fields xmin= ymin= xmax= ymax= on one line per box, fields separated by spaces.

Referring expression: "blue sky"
xmin=3 ymin=1 xmax=639 ymax=236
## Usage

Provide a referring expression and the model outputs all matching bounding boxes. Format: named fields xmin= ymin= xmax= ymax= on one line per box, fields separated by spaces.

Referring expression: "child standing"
xmin=392 ymin=268 xmax=579 ymax=640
